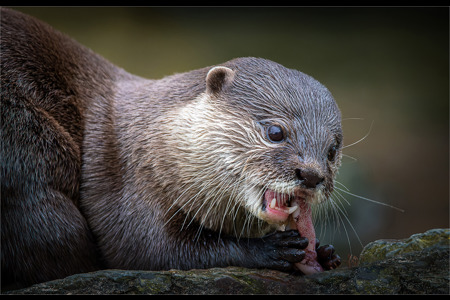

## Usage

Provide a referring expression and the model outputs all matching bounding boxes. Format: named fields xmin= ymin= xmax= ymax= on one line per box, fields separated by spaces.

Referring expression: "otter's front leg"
xmin=196 ymin=229 xmax=309 ymax=272
xmin=242 ymin=230 xmax=309 ymax=271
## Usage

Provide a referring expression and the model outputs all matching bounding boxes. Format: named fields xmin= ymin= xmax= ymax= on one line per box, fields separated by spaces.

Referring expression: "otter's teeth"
xmin=269 ymin=196 xmax=298 ymax=215
xmin=270 ymin=198 xmax=277 ymax=209
xmin=287 ymin=205 xmax=299 ymax=215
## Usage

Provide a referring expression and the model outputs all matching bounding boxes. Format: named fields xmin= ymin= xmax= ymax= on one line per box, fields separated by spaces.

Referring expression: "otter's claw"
xmin=258 ymin=230 xmax=309 ymax=272
xmin=315 ymin=241 xmax=341 ymax=270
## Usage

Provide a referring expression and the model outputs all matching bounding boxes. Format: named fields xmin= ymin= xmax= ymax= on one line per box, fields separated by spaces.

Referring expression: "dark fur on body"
xmin=1 ymin=8 xmax=128 ymax=288
xmin=1 ymin=8 xmax=343 ymax=289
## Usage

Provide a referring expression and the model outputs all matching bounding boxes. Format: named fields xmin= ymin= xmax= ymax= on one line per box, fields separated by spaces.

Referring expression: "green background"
xmin=11 ymin=6 xmax=449 ymax=265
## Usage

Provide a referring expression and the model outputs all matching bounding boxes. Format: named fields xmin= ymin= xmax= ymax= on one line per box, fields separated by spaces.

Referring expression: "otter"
xmin=1 ymin=8 xmax=341 ymax=289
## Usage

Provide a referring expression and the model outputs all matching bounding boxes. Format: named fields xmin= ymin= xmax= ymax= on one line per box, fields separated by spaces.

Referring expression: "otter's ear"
xmin=206 ymin=66 xmax=235 ymax=95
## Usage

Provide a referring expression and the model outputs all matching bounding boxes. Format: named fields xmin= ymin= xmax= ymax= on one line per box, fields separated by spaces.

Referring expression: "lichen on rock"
xmin=359 ymin=228 xmax=449 ymax=264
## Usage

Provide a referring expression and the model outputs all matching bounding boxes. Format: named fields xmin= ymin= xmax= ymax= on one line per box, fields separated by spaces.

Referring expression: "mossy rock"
xmin=5 ymin=228 xmax=449 ymax=294
xmin=359 ymin=228 xmax=449 ymax=264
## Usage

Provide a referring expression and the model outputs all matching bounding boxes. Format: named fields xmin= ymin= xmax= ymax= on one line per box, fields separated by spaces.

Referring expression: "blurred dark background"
xmin=11 ymin=7 xmax=449 ymax=265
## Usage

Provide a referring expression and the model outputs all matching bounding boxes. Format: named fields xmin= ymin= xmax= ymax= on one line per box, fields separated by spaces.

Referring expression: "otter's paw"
xmin=258 ymin=230 xmax=309 ymax=272
xmin=315 ymin=241 xmax=341 ymax=270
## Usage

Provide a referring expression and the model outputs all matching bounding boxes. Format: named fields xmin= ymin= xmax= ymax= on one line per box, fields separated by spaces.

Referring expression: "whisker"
xmin=330 ymin=195 xmax=364 ymax=248
xmin=163 ymin=182 xmax=198 ymax=228
xmin=331 ymin=203 xmax=354 ymax=253
xmin=341 ymin=153 xmax=358 ymax=162
xmin=334 ymin=180 xmax=350 ymax=192
xmin=186 ymin=171 xmax=238 ymax=233
xmin=333 ymin=188 xmax=351 ymax=207
xmin=334 ymin=187 xmax=405 ymax=213
xmin=342 ymin=120 xmax=374 ymax=149
xmin=342 ymin=117 xmax=365 ymax=121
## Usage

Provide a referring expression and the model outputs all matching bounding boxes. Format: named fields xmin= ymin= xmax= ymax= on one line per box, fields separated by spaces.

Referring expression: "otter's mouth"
xmin=260 ymin=188 xmax=324 ymax=274
xmin=261 ymin=189 xmax=307 ymax=224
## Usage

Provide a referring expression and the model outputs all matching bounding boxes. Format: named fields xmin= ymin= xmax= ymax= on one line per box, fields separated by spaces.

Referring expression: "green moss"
xmin=135 ymin=274 xmax=172 ymax=294
xmin=360 ymin=228 xmax=449 ymax=264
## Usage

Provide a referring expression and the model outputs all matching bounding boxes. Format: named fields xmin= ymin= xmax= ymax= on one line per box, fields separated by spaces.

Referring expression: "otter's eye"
xmin=267 ymin=125 xmax=284 ymax=143
xmin=327 ymin=145 xmax=337 ymax=161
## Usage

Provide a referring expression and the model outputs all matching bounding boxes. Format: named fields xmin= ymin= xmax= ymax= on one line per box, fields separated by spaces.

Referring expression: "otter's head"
xmin=168 ymin=57 xmax=342 ymax=237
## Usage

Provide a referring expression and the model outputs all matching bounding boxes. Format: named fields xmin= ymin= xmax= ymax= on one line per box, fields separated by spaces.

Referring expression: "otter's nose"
xmin=295 ymin=168 xmax=324 ymax=189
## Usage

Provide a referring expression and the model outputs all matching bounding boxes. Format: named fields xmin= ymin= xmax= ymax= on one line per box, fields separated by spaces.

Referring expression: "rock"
xmin=5 ymin=228 xmax=449 ymax=294
xmin=359 ymin=228 xmax=450 ymax=264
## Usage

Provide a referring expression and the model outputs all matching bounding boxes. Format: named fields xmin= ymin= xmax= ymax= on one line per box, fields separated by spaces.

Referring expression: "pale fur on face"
xmin=163 ymin=87 xmax=341 ymax=238
xmin=148 ymin=58 xmax=343 ymax=239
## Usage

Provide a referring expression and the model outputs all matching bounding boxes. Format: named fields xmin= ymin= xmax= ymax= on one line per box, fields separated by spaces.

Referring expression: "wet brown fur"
xmin=1 ymin=8 xmax=343 ymax=289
